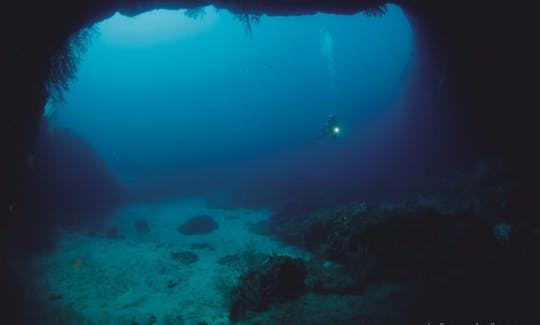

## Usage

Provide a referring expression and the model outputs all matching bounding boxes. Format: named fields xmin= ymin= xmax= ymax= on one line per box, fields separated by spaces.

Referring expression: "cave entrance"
xmin=30 ymin=6 xmax=421 ymax=322
xmin=40 ymin=5 xmax=414 ymax=205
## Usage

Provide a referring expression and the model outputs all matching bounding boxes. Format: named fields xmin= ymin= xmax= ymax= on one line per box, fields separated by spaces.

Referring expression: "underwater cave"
xmin=2 ymin=0 xmax=539 ymax=324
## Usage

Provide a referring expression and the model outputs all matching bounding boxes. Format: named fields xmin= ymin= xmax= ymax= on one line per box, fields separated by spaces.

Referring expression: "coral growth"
xmin=45 ymin=27 xmax=97 ymax=105
xmin=363 ymin=4 xmax=387 ymax=17
xmin=235 ymin=12 xmax=261 ymax=39
xmin=184 ymin=7 xmax=206 ymax=19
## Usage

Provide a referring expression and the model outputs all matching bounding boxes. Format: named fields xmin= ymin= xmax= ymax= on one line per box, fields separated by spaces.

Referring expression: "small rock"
xmin=135 ymin=218 xmax=150 ymax=233
xmin=177 ymin=215 xmax=218 ymax=235
xmin=167 ymin=280 xmax=177 ymax=288
xmin=229 ymin=256 xmax=307 ymax=322
xmin=189 ymin=242 xmax=215 ymax=250
xmin=171 ymin=251 xmax=199 ymax=264
xmin=132 ymin=313 xmax=157 ymax=325
xmin=163 ymin=314 xmax=184 ymax=325
xmin=106 ymin=226 xmax=123 ymax=239
xmin=217 ymin=254 xmax=241 ymax=266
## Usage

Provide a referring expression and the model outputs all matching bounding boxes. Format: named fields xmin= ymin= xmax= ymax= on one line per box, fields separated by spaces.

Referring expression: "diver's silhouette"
xmin=316 ymin=114 xmax=341 ymax=141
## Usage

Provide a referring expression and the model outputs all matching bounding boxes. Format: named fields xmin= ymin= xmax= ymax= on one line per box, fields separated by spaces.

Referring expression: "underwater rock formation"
xmin=266 ymin=194 xmax=540 ymax=321
xmin=28 ymin=122 xmax=125 ymax=251
xmin=229 ymin=255 xmax=306 ymax=322
xmin=130 ymin=313 xmax=157 ymax=325
xmin=105 ymin=226 xmax=123 ymax=239
xmin=305 ymin=259 xmax=359 ymax=294
xmin=170 ymin=251 xmax=199 ymax=264
xmin=188 ymin=242 xmax=215 ymax=250
xmin=177 ymin=215 xmax=218 ymax=235
xmin=134 ymin=218 xmax=150 ymax=233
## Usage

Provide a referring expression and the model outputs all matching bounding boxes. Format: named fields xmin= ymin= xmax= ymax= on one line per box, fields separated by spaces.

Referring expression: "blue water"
xmin=29 ymin=6 xmax=462 ymax=322
xmin=44 ymin=5 xmax=425 ymax=204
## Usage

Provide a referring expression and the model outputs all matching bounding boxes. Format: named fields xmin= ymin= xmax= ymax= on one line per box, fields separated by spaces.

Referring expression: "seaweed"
xmin=45 ymin=26 xmax=98 ymax=107
xmin=363 ymin=4 xmax=387 ymax=17
xmin=235 ymin=12 xmax=261 ymax=39
xmin=184 ymin=7 xmax=206 ymax=20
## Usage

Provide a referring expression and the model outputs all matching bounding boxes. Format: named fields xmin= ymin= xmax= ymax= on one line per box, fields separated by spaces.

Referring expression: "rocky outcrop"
xmin=177 ymin=215 xmax=218 ymax=235
xmin=266 ymin=194 xmax=540 ymax=321
xmin=229 ymin=256 xmax=306 ymax=322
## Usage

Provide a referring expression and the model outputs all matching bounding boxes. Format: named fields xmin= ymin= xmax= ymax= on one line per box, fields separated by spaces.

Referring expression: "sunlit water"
xmin=45 ymin=5 xmax=414 ymax=197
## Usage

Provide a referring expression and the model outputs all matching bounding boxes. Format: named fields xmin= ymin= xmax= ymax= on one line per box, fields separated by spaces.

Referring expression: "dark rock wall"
xmin=402 ymin=1 xmax=538 ymax=222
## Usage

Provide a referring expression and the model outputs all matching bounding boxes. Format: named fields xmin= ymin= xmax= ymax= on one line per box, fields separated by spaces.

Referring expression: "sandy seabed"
xmin=28 ymin=197 xmax=303 ymax=324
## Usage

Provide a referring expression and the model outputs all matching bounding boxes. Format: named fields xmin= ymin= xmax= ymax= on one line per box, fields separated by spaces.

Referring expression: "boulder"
xmin=177 ymin=215 xmax=218 ymax=235
xmin=229 ymin=256 xmax=306 ymax=322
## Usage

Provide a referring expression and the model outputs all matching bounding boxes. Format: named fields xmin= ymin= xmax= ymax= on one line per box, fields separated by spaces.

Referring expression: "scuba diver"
xmin=316 ymin=114 xmax=341 ymax=141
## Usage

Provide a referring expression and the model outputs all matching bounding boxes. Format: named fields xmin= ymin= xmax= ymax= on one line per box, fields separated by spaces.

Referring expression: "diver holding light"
xmin=317 ymin=114 xmax=341 ymax=141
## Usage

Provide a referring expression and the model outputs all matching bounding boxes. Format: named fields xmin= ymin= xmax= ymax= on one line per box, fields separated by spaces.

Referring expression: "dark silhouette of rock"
xmin=134 ymin=218 xmax=150 ymax=233
xmin=229 ymin=256 xmax=306 ymax=322
xmin=105 ymin=226 xmax=123 ymax=239
xmin=267 ymin=196 xmax=540 ymax=321
xmin=26 ymin=121 xmax=125 ymax=251
xmin=36 ymin=124 xmax=125 ymax=225
xmin=167 ymin=280 xmax=177 ymax=289
xmin=131 ymin=313 xmax=156 ymax=325
xmin=171 ymin=251 xmax=199 ymax=265
xmin=217 ymin=254 xmax=241 ymax=267
xmin=305 ymin=259 xmax=358 ymax=294
xmin=177 ymin=215 xmax=218 ymax=235
xmin=188 ymin=242 xmax=214 ymax=250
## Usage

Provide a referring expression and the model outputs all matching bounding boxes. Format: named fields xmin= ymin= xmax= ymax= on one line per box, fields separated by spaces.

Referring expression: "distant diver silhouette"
xmin=316 ymin=114 xmax=341 ymax=141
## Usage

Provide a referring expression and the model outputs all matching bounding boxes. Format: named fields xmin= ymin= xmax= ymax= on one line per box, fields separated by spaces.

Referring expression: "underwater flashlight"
xmin=333 ymin=126 xmax=340 ymax=134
